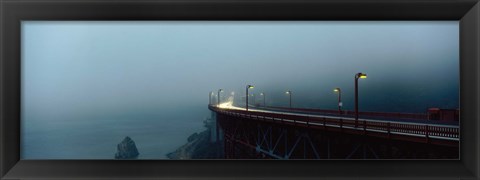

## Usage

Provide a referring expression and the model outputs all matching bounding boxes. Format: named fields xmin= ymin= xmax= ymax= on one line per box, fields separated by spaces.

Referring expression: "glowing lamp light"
xmin=285 ymin=90 xmax=292 ymax=108
xmin=358 ymin=73 xmax=367 ymax=79
xmin=333 ymin=87 xmax=342 ymax=114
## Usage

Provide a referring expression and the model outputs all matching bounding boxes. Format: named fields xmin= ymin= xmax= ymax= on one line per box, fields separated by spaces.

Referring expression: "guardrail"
xmin=263 ymin=106 xmax=429 ymax=120
xmin=209 ymin=105 xmax=459 ymax=147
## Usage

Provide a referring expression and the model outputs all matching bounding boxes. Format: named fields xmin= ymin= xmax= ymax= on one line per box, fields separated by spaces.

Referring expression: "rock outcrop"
xmin=167 ymin=118 xmax=223 ymax=159
xmin=187 ymin=133 xmax=199 ymax=142
xmin=166 ymin=130 xmax=222 ymax=159
xmin=115 ymin=136 xmax=139 ymax=159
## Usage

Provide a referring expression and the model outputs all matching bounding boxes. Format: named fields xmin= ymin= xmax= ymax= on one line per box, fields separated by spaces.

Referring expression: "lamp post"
xmin=217 ymin=89 xmax=223 ymax=106
xmin=355 ymin=72 xmax=367 ymax=127
xmin=216 ymin=89 xmax=223 ymax=143
xmin=230 ymin=91 xmax=235 ymax=106
xmin=260 ymin=93 xmax=266 ymax=107
xmin=286 ymin=90 xmax=292 ymax=109
xmin=246 ymin=85 xmax=254 ymax=111
xmin=252 ymin=94 xmax=256 ymax=106
xmin=333 ymin=88 xmax=342 ymax=114
xmin=209 ymin=91 xmax=214 ymax=105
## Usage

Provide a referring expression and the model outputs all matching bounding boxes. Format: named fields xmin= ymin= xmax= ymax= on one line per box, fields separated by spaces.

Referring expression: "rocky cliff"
xmin=167 ymin=118 xmax=223 ymax=159
xmin=115 ymin=136 xmax=140 ymax=159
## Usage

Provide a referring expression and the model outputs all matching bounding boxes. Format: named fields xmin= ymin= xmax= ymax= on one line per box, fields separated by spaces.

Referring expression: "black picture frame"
xmin=1 ymin=0 xmax=479 ymax=179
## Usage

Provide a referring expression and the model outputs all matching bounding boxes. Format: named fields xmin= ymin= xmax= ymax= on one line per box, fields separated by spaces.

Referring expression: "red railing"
xmin=263 ymin=106 xmax=428 ymax=120
xmin=210 ymin=106 xmax=459 ymax=146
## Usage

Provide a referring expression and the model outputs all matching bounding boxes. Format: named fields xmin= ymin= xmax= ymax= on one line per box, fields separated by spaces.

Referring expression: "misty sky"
xmin=22 ymin=21 xmax=459 ymax=122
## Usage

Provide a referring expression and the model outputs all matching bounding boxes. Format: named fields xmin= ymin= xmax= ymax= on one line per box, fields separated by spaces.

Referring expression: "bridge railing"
xmin=210 ymin=106 xmax=459 ymax=144
xmin=263 ymin=106 xmax=429 ymax=120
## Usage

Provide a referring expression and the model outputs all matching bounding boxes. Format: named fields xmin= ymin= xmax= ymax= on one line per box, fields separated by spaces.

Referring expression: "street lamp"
xmin=286 ymin=90 xmax=292 ymax=109
xmin=355 ymin=72 xmax=367 ymax=127
xmin=333 ymin=88 xmax=342 ymax=114
xmin=260 ymin=93 xmax=266 ymax=107
xmin=251 ymin=94 xmax=256 ymax=106
xmin=217 ymin=89 xmax=223 ymax=106
xmin=209 ymin=91 xmax=214 ymax=105
xmin=246 ymin=85 xmax=254 ymax=111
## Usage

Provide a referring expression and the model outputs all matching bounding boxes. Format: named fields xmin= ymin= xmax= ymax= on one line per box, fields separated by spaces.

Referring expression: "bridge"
xmin=208 ymin=103 xmax=459 ymax=159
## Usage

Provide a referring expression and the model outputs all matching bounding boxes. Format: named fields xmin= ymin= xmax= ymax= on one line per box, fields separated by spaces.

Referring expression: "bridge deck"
xmin=256 ymin=106 xmax=458 ymax=126
xmin=209 ymin=105 xmax=459 ymax=147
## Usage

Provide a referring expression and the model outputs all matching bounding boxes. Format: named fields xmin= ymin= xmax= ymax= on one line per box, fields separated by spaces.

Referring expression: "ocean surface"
xmin=21 ymin=107 xmax=208 ymax=159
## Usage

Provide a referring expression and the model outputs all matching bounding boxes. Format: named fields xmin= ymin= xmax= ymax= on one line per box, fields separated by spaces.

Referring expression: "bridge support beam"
xmin=214 ymin=110 xmax=459 ymax=159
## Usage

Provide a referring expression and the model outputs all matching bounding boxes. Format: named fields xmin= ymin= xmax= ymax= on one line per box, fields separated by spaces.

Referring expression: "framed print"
xmin=1 ymin=0 xmax=479 ymax=179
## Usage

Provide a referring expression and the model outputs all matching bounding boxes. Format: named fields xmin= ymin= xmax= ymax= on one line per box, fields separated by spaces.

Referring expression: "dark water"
xmin=21 ymin=106 xmax=208 ymax=159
